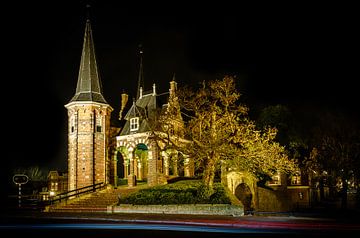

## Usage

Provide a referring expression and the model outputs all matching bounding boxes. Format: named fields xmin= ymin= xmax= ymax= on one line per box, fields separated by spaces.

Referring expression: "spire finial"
xmin=136 ymin=44 xmax=144 ymax=99
xmin=139 ymin=43 xmax=143 ymax=55
xmin=86 ymin=4 xmax=91 ymax=22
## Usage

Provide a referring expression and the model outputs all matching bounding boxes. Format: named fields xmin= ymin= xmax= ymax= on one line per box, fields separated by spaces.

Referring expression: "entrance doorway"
xmin=235 ymin=183 xmax=253 ymax=214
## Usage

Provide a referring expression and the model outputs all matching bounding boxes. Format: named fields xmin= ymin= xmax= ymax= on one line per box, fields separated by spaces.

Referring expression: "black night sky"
xmin=3 ymin=2 xmax=358 ymax=188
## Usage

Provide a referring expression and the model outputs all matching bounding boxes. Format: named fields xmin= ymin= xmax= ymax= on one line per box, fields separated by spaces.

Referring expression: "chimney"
xmin=139 ymin=87 xmax=143 ymax=99
xmin=153 ymin=83 xmax=156 ymax=96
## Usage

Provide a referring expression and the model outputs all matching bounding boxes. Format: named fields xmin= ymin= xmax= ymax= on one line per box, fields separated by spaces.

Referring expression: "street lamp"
xmin=12 ymin=174 xmax=29 ymax=208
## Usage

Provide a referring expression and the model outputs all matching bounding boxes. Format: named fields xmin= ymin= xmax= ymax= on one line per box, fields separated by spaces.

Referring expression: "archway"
xmin=113 ymin=146 xmax=130 ymax=187
xmin=163 ymin=148 xmax=178 ymax=177
xmin=235 ymin=183 xmax=253 ymax=214
xmin=116 ymin=152 xmax=125 ymax=178
xmin=134 ymin=143 xmax=148 ymax=181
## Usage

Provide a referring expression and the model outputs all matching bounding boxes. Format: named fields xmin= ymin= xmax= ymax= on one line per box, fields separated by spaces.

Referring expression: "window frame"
xmin=130 ymin=117 xmax=139 ymax=131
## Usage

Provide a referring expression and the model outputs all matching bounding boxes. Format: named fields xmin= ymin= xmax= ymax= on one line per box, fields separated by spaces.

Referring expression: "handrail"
xmin=49 ymin=182 xmax=106 ymax=205
xmin=56 ymin=182 xmax=104 ymax=197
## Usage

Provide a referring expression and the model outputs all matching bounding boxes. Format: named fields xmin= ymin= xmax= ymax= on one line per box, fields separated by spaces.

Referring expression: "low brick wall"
xmin=107 ymin=204 xmax=244 ymax=216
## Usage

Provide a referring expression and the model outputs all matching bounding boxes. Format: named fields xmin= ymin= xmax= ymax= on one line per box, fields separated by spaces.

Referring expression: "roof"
xmin=69 ymin=19 xmax=108 ymax=104
xmin=119 ymin=92 xmax=169 ymax=136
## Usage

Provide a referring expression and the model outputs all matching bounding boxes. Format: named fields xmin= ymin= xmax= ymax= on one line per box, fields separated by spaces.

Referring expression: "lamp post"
xmin=13 ymin=174 xmax=28 ymax=208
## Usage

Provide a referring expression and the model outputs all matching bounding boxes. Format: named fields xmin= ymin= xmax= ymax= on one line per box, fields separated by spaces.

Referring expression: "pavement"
xmin=1 ymin=209 xmax=360 ymax=238
xmin=2 ymin=208 xmax=360 ymax=229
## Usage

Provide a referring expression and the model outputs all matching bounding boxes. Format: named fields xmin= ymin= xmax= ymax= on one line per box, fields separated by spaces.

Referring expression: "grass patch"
xmin=118 ymin=180 xmax=231 ymax=205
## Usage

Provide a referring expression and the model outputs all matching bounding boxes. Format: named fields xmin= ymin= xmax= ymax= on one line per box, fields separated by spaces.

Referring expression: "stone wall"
xmin=257 ymin=186 xmax=310 ymax=212
xmin=286 ymin=186 xmax=310 ymax=210
xmin=257 ymin=186 xmax=290 ymax=212
xmin=108 ymin=204 xmax=244 ymax=216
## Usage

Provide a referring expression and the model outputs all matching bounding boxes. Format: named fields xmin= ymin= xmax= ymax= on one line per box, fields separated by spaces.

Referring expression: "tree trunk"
xmin=203 ymin=159 xmax=214 ymax=188
xmin=204 ymin=164 xmax=215 ymax=190
xmin=203 ymin=153 xmax=218 ymax=192
xmin=203 ymin=112 xmax=218 ymax=191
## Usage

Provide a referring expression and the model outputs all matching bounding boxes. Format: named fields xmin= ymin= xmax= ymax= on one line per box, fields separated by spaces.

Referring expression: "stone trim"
xmin=107 ymin=204 xmax=244 ymax=216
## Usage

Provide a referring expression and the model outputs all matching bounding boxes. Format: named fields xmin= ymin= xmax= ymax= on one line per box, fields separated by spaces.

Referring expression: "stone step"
xmin=46 ymin=185 xmax=145 ymax=212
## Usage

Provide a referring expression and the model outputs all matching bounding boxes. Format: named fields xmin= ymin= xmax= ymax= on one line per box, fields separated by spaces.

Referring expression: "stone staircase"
xmin=45 ymin=185 xmax=144 ymax=212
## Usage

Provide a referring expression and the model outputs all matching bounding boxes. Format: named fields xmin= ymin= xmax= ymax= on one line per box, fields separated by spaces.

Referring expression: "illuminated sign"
xmin=13 ymin=174 xmax=29 ymax=185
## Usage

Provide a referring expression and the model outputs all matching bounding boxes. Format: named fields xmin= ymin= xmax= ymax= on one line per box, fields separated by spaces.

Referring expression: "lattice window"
xmin=130 ymin=117 xmax=139 ymax=131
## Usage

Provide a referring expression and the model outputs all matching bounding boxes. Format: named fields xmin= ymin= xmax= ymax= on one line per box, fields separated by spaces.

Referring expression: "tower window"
xmin=95 ymin=114 xmax=102 ymax=133
xmin=130 ymin=117 xmax=139 ymax=131
xmin=70 ymin=115 xmax=75 ymax=133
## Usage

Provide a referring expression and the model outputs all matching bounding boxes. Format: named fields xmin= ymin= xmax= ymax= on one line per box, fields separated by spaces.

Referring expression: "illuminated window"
xmin=96 ymin=115 xmax=102 ymax=132
xmin=130 ymin=117 xmax=139 ymax=131
xmin=268 ymin=172 xmax=281 ymax=185
xmin=291 ymin=171 xmax=302 ymax=185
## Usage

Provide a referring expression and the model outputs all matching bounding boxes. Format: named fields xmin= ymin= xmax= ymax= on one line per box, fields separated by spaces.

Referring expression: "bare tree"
xmin=162 ymin=76 xmax=298 ymax=192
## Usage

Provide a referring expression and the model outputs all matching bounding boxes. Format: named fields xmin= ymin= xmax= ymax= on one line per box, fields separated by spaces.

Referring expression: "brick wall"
xmin=66 ymin=103 xmax=112 ymax=190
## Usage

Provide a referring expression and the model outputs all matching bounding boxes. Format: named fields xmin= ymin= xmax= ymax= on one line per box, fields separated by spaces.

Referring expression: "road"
xmin=1 ymin=210 xmax=359 ymax=238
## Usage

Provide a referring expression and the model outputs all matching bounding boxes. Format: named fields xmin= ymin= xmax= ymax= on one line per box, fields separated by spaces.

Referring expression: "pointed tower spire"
xmin=136 ymin=44 xmax=144 ymax=100
xmin=69 ymin=12 xmax=107 ymax=104
xmin=65 ymin=6 xmax=113 ymax=191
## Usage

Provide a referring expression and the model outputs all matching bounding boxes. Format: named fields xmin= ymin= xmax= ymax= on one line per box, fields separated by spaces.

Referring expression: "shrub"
xmin=118 ymin=180 xmax=231 ymax=205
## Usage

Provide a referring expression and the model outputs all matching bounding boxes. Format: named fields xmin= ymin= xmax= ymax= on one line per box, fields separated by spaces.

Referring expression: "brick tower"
xmin=65 ymin=18 xmax=113 ymax=191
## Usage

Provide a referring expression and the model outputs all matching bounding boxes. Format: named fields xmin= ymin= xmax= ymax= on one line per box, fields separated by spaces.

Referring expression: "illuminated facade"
xmin=222 ymin=166 xmax=311 ymax=212
xmin=65 ymin=18 xmax=192 ymax=191
xmin=65 ymin=19 xmax=113 ymax=191
xmin=114 ymin=78 xmax=194 ymax=187
xmin=47 ymin=170 xmax=68 ymax=197
xmin=63 ymin=17 xmax=315 ymax=213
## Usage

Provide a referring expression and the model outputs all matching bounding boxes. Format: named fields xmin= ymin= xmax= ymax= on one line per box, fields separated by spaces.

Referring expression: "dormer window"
xmin=130 ymin=117 xmax=139 ymax=131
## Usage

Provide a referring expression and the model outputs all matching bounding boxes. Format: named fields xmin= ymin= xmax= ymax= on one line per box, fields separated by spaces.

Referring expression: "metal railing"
xmin=49 ymin=182 xmax=106 ymax=205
